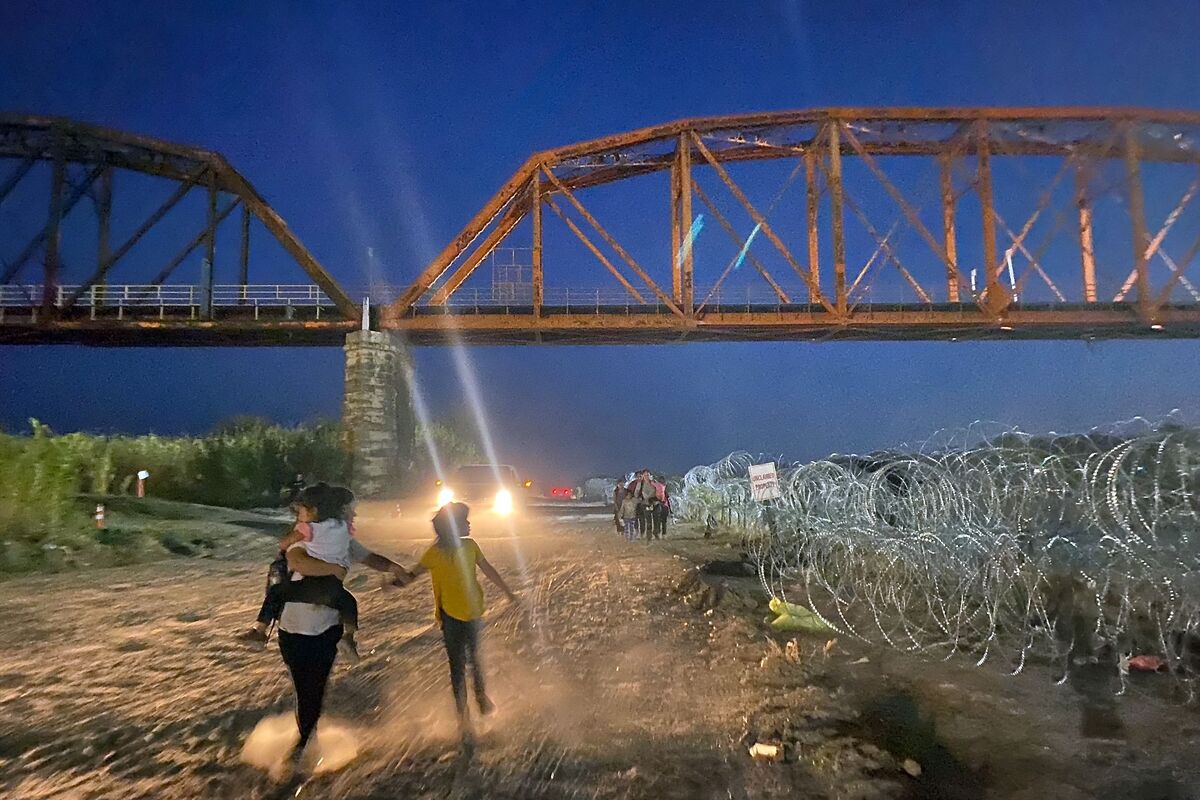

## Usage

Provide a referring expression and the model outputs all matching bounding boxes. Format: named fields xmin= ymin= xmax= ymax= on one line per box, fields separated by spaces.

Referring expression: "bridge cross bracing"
xmin=3 ymin=109 xmax=1200 ymax=346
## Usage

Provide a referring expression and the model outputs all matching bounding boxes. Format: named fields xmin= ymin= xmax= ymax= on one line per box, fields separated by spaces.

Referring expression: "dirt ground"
xmin=2 ymin=503 xmax=1199 ymax=799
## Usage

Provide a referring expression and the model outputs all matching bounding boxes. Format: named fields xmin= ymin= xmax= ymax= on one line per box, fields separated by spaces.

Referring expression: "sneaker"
xmin=338 ymin=635 xmax=362 ymax=664
xmin=477 ymin=695 xmax=497 ymax=717
xmin=234 ymin=627 xmax=268 ymax=648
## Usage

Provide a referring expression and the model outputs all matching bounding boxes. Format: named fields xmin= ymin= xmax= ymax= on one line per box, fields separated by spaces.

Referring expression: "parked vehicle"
xmin=435 ymin=464 xmax=532 ymax=515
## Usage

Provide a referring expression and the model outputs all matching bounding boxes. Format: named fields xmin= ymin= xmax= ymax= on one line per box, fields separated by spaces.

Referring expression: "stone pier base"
xmin=342 ymin=331 xmax=414 ymax=498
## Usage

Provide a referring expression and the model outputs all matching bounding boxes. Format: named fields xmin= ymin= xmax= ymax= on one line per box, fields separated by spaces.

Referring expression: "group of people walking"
xmin=614 ymin=469 xmax=671 ymax=540
xmin=235 ymin=482 xmax=518 ymax=771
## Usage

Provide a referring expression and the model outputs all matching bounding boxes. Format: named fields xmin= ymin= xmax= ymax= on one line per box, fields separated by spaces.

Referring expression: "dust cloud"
xmin=240 ymin=713 xmax=359 ymax=779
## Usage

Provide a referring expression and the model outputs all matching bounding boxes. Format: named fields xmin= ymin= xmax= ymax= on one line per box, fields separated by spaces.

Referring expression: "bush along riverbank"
xmin=0 ymin=416 xmax=481 ymax=575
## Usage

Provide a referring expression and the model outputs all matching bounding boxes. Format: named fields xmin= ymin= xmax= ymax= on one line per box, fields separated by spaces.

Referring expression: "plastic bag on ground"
xmin=768 ymin=598 xmax=835 ymax=633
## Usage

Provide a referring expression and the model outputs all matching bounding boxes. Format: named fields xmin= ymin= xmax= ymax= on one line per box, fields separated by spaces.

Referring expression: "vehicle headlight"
xmin=437 ymin=487 xmax=455 ymax=506
xmin=494 ymin=488 xmax=514 ymax=515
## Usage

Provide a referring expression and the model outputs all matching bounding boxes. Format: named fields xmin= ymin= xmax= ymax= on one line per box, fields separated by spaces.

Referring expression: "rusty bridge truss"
xmin=383 ymin=108 xmax=1200 ymax=344
xmin=0 ymin=115 xmax=358 ymax=345
xmin=4 ymin=109 xmax=1200 ymax=346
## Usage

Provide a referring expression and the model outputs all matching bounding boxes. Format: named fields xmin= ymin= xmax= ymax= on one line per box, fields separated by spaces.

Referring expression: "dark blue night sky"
xmin=2 ymin=1 xmax=1198 ymax=481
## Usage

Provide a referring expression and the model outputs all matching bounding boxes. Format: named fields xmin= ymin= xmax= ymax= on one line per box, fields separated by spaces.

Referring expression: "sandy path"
xmin=1 ymin=513 xmax=775 ymax=800
xmin=6 ymin=508 xmax=1199 ymax=800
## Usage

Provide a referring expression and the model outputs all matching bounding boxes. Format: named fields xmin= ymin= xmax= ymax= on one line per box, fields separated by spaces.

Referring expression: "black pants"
xmin=441 ymin=613 xmax=486 ymax=718
xmin=278 ymin=625 xmax=343 ymax=748
xmin=636 ymin=504 xmax=653 ymax=538
xmin=255 ymin=553 xmax=290 ymax=625
xmin=653 ymin=505 xmax=669 ymax=538
xmin=256 ymin=556 xmax=358 ymax=629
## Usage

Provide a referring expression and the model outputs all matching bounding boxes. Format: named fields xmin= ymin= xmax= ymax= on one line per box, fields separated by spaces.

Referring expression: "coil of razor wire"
xmin=677 ymin=414 xmax=1200 ymax=699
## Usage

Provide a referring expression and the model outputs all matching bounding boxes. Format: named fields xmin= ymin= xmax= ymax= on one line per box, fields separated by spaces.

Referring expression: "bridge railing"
xmin=0 ymin=284 xmax=336 ymax=308
xmin=403 ymin=284 xmax=950 ymax=311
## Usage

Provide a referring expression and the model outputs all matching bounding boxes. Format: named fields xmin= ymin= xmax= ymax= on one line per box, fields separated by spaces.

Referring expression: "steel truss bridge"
xmin=3 ymin=109 xmax=1200 ymax=346
xmin=0 ymin=116 xmax=357 ymax=345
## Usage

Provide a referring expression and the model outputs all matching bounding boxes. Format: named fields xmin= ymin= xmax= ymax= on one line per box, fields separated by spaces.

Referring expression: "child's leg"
xmin=333 ymin=586 xmax=359 ymax=633
xmin=333 ymin=587 xmax=361 ymax=663
xmin=257 ymin=582 xmax=286 ymax=626
xmin=243 ymin=553 xmax=288 ymax=636
xmin=278 ymin=575 xmax=344 ymax=607
xmin=440 ymin=616 xmax=471 ymax=720
xmin=464 ymin=619 xmax=490 ymax=712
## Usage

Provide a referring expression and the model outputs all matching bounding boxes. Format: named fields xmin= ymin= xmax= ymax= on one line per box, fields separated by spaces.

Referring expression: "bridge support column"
xmin=342 ymin=330 xmax=414 ymax=499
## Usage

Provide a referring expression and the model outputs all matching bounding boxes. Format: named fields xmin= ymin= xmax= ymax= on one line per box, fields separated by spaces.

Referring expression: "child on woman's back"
xmin=236 ymin=483 xmax=364 ymax=662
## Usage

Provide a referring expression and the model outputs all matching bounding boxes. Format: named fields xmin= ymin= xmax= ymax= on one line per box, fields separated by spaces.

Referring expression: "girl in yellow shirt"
xmin=402 ymin=502 xmax=517 ymax=727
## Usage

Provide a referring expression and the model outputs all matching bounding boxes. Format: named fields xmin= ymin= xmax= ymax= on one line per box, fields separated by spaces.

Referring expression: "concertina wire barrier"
xmin=676 ymin=413 xmax=1200 ymax=699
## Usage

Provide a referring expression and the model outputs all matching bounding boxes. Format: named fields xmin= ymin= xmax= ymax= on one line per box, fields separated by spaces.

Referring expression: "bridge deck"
xmin=3 ymin=283 xmax=1198 ymax=345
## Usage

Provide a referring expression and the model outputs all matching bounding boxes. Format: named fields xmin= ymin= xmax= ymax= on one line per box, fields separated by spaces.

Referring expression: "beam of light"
xmin=402 ymin=355 xmax=446 ymax=484
xmin=732 ymin=222 xmax=762 ymax=271
xmin=675 ymin=214 xmax=705 ymax=268
xmin=332 ymin=67 xmax=539 ymax=608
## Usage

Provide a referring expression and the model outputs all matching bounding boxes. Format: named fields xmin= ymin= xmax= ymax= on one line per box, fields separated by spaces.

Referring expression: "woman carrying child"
xmin=236 ymin=484 xmax=363 ymax=659
xmin=240 ymin=483 xmax=409 ymax=766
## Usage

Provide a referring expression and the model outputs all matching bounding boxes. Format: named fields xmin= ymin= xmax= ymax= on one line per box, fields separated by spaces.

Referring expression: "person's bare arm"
xmin=361 ymin=551 xmax=416 ymax=580
xmin=277 ymin=528 xmax=304 ymax=552
xmin=287 ymin=547 xmax=348 ymax=580
xmin=477 ymin=555 xmax=518 ymax=602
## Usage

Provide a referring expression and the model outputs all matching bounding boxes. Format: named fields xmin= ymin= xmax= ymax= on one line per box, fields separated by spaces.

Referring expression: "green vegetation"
xmin=411 ymin=420 xmax=483 ymax=483
xmin=0 ymin=415 xmax=481 ymax=575
xmin=0 ymin=418 xmax=345 ymax=574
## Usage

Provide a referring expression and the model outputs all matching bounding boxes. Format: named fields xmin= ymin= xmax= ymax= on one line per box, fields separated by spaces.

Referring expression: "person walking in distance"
xmin=613 ymin=476 xmax=629 ymax=535
xmin=629 ymin=469 xmax=657 ymax=540
xmin=652 ymin=474 xmax=670 ymax=539
xmin=620 ymin=489 xmax=639 ymax=541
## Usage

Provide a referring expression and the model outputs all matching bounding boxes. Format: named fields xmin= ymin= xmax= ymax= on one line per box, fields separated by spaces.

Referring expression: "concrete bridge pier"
xmin=341 ymin=330 xmax=415 ymax=498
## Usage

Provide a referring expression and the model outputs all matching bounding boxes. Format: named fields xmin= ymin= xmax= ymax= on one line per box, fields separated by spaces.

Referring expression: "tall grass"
xmin=0 ymin=421 xmax=81 ymax=543
xmin=0 ymin=416 xmax=480 ymax=573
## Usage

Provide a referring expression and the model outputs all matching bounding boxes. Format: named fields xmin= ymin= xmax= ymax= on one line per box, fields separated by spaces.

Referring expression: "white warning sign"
xmin=749 ymin=462 xmax=781 ymax=502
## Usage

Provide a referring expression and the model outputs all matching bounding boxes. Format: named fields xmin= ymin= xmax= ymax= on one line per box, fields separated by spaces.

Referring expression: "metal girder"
xmin=0 ymin=115 xmax=359 ymax=320
xmin=543 ymin=193 xmax=646 ymax=303
xmin=1 ymin=163 xmax=106 ymax=285
xmin=95 ymin=167 xmax=112 ymax=294
xmin=532 ymin=171 xmax=543 ymax=316
xmin=0 ymin=157 xmax=35 ymax=205
xmin=805 ymin=149 xmax=821 ymax=303
xmin=383 ymin=107 xmax=1200 ymax=342
xmin=690 ymin=179 xmax=790 ymax=306
xmin=690 ymin=132 xmax=834 ymax=314
xmin=429 ymin=196 xmax=529 ymax=305
xmin=677 ymin=133 xmax=694 ymax=313
xmin=212 ymin=158 xmax=357 ymax=317
xmin=63 ymin=167 xmax=209 ymax=306
xmin=388 ymin=158 xmax=538 ymax=316
xmin=378 ymin=304 xmax=1200 ymax=347
xmin=939 ymin=154 xmax=960 ymax=302
xmin=541 ymin=167 xmax=684 ymax=316
xmin=151 ymin=198 xmax=242 ymax=285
